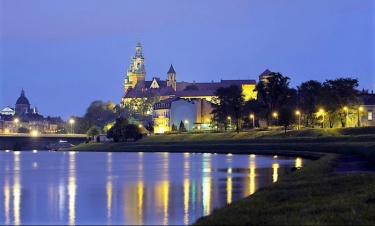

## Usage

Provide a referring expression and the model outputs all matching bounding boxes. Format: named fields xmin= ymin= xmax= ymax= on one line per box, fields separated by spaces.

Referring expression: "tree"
xmin=317 ymin=78 xmax=360 ymax=128
xmin=83 ymin=100 xmax=117 ymax=131
xmin=172 ymin=124 xmax=177 ymax=131
xmin=297 ymin=80 xmax=322 ymax=127
xmin=87 ymin=125 xmax=101 ymax=140
xmin=279 ymin=106 xmax=294 ymax=134
xmin=124 ymin=124 xmax=142 ymax=141
xmin=242 ymin=99 xmax=264 ymax=129
xmin=179 ymin=120 xmax=186 ymax=132
xmin=255 ymin=72 xmax=294 ymax=126
xmin=107 ymin=117 xmax=129 ymax=142
xmin=124 ymin=89 xmax=161 ymax=120
xmin=75 ymin=117 xmax=94 ymax=134
xmin=211 ymin=85 xmax=245 ymax=133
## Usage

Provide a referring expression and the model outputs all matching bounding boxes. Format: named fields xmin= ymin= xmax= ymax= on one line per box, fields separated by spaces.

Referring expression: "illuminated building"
xmin=121 ymin=41 xmax=260 ymax=130
xmin=121 ymin=41 xmax=258 ymax=103
xmin=0 ymin=89 xmax=59 ymax=133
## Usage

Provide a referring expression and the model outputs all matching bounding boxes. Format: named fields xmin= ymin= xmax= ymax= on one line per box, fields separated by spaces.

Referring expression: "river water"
xmin=0 ymin=151 xmax=310 ymax=225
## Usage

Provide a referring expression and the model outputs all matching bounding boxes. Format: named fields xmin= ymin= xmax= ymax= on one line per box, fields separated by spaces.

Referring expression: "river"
xmin=0 ymin=150 xmax=310 ymax=225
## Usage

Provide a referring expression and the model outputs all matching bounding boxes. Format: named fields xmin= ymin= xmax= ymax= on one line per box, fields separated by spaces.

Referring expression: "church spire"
xmin=167 ymin=64 xmax=176 ymax=91
xmin=123 ymin=40 xmax=146 ymax=92
xmin=167 ymin=64 xmax=176 ymax=74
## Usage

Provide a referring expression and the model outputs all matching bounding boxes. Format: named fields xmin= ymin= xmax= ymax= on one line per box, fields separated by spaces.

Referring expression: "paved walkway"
xmin=333 ymin=154 xmax=375 ymax=174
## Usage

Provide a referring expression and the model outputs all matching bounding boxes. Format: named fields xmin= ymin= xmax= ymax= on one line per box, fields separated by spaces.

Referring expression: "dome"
xmin=16 ymin=89 xmax=30 ymax=105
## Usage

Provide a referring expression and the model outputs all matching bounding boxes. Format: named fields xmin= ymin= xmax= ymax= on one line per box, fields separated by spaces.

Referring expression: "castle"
xmin=121 ymin=41 xmax=260 ymax=106
xmin=120 ymin=41 xmax=264 ymax=133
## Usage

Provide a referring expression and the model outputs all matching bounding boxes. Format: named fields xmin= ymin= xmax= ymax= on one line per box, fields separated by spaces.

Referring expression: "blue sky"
xmin=1 ymin=0 xmax=374 ymax=120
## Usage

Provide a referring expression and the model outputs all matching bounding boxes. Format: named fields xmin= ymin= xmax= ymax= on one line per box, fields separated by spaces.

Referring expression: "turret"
xmin=166 ymin=64 xmax=176 ymax=91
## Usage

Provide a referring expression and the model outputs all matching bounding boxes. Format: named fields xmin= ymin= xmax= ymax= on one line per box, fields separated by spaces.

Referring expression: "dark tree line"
xmin=211 ymin=71 xmax=362 ymax=132
xmin=106 ymin=117 xmax=142 ymax=142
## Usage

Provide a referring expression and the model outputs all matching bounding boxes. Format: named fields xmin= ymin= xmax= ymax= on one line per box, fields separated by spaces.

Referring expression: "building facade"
xmin=361 ymin=93 xmax=375 ymax=126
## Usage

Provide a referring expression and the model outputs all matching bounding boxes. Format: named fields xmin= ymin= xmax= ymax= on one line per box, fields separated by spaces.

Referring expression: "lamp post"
xmin=14 ymin=118 xmax=19 ymax=134
xmin=296 ymin=110 xmax=301 ymax=130
xmin=343 ymin=106 xmax=348 ymax=127
xmin=185 ymin=120 xmax=189 ymax=132
xmin=358 ymin=107 xmax=363 ymax=127
xmin=319 ymin=109 xmax=324 ymax=128
xmin=250 ymin=114 xmax=254 ymax=129
xmin=227 ymin=116 xmax=231 ymax=130
xmin=69 ymin=118 xmax=75 ymax=134
xmin=273 ymin=112 xmax=278 ymax=126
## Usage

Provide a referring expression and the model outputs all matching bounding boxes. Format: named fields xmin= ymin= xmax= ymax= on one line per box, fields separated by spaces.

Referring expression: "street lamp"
xmin=296 ymin=110 xmax=301 ymax=130
xmin=14 ymin=118 xmax=19 ymax=134
xmin=343 ymin=106 xmax=348 ymax=127
xmin=250 ymin=114 xmax=255 ymax=129
xmin=69 ymin=118 xmax=75 ymax=134
xmin=358 ymin=107 xmax=363 ymax=127
xmin=319 ymin=109 xmax=324 ymax=128
xmin=185 ymin=120 xmax=189 ymax=132
xmin=228 ymin=116 xmax=231 ymax=130
xmin=273 ymin=112 xmax=278 ymax=126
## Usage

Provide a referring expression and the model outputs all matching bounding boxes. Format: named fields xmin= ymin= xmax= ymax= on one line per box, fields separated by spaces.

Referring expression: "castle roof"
xmin=167 ymin=64 xmax=176 ymax=74
xmin=176 ymin=79 xmax=256 ymax=92
xmin=123 ymin=86 xmax=175 ymax=99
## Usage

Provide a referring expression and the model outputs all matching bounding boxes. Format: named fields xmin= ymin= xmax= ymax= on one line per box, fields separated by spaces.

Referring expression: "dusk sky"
xmin=1 ymin=0 xmax=374 ymax=121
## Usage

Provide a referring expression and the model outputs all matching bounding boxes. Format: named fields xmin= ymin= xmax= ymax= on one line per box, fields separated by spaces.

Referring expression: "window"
xmin=368 ymin=111 xmax=373 ymax=121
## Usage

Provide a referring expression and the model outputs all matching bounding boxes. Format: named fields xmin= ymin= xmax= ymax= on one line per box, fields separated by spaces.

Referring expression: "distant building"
xmin=0 ymin=89 xmax=58 ymax=134
xmin=361 ymin=92 xmax=375 ymax=126
xmin=0 ymin=106 xmax=15 ymax=116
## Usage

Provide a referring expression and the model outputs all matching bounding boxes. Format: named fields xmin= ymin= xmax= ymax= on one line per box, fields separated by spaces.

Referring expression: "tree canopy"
xmin=106 ymin=117 xmax=142 ymax=142
xmin=211 ymin=85 xmax=245 ymax=133
xmin=317 ymin=78 xmax=360 ymax=128
xmin=255 ymin=72 xmax=294 ymax=126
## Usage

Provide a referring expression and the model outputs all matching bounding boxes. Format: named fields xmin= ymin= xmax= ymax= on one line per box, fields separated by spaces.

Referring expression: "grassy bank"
xmin=69 ymin=126 xmax=375 ymax=225
xmin=71 ymin=127 xmax=375 ymax=160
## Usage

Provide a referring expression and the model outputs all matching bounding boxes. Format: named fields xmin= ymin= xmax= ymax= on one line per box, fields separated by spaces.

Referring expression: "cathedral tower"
xmin=124 ymin=41 xmax=146 ymax=92
xmin=15 ymin=89 xmax=31 ymax=115
xmin=166 ymin=64 xmax=176 ymax=91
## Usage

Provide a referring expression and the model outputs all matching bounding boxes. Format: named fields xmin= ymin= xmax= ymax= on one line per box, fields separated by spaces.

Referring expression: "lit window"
xmin=368 ymin=111 xmax=373 ymax=121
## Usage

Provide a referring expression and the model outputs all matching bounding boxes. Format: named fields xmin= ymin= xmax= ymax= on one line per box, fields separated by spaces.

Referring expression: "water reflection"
xmin=13 ymin=152 xmax=21 ymax=225
xmin=106 ymin=153 xmax=112 ymax=223
xmin=249 ymin=154 xmax=256 ymax=195
xmin=68 ymin=152 xmax=76 ymax=225
xmin=0 ymin=151 xmax=311 ymax=225
xmin=272 ymin=163 xmax=280 ymax=183
xmin=3 ymin=160 xmax=10 ymax=225
xmin=202 ymin=153 xmax=212 ymax=216
xmin=183 ymin=153 xmax=190 ymax=225
xmin=295 ymin=157 xmax=302 ymax=168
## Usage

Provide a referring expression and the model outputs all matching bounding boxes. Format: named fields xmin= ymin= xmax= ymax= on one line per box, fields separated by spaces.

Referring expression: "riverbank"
xmin=70 ymin=127 xmax=375 ymax=159
xmin=69 ymin=126 xmax=375 ymax=225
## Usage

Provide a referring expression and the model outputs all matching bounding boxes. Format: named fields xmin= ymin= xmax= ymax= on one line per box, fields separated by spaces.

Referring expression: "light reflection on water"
xmin=0 ymin=151 xmax=311 ymax=225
